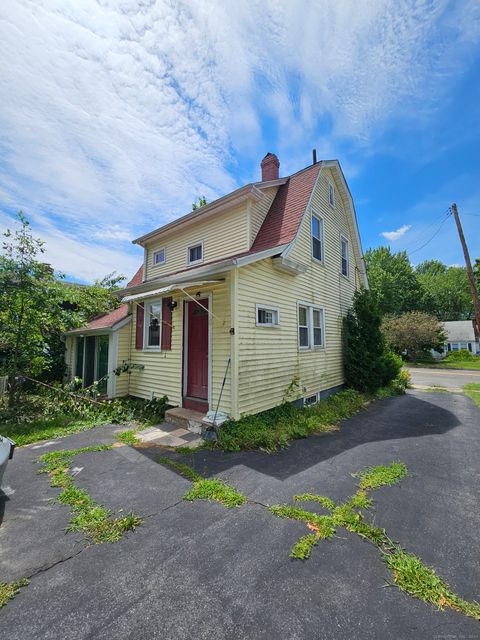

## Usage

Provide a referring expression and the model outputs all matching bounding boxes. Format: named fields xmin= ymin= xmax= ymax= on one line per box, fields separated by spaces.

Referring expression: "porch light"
xmin=168 ymin=300 xmax=178 ymax=312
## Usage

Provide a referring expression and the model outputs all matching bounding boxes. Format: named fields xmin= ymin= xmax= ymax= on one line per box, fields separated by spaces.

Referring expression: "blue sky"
xmin=0 ymin=0 xmax=479 ymax=282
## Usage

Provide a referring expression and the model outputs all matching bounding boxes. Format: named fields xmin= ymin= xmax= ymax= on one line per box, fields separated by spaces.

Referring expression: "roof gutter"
xmin=117 ymin=245 xmax=288 ymax=297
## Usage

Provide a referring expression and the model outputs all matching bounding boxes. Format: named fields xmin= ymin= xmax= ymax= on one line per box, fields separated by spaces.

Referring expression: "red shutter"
xmin=161 ymin=297 xmax=173 ymax=350
xmin=135 ymin=303 xmax=144 ymax=350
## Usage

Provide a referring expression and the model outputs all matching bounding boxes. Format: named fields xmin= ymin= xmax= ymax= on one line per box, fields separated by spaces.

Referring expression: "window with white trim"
xmin=187 ymin=242 xmax=203 ymax=265
xmin=328 ymin=182 xmax=336 ymax=207
xmin=341 ymin=236 xmax=349 ymax=278
xmin=311 ymin=213 xmax=324 ymax=262
xmin=298 ymin=303 xmax=325 ymax=349
xmin=153 ymin=248 xmax=165 ymax=265
xmin=144 ymin=300 xmax=162 ymax=348
xmin=256 ymin=304 xmax=279 ymax=327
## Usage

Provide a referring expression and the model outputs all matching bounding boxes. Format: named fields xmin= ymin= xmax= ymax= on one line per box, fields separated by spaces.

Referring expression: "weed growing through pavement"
xmin=116 ymin=430 xmax=140 ymax=446
xmin=38 ymin=445 xmax=142 ymax=543
xmin=269 ymin=461 xmax=480 ymax=621
xmin=0 ymin=578 xmax=29 ymax=608
xmin=158 ymin=457 xmax=246 ymax=508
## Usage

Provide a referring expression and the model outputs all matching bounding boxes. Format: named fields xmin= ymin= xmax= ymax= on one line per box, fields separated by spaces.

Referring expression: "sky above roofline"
xmin=0 ymin=1 xmax=479 ymax=283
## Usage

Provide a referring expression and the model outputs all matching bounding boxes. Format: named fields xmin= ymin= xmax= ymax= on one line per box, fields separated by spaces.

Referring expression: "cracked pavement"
xmin=1 ymin=390 xmax=480 ymax=639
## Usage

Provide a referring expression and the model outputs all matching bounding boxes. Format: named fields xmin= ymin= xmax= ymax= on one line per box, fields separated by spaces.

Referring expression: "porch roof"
xmin=121 ymin=279 xmax=223 ymax=303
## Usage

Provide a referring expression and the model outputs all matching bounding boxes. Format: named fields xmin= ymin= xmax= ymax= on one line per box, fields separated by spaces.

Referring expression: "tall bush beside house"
xmin=343 ymin=288 xmax=402 ymax=393
xmin=381 ymin=312 xmax=446 ymax=362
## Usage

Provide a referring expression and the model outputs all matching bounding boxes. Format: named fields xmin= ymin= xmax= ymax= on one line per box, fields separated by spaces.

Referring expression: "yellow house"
xmin=65 ymin=154 xmax=368 ymax=422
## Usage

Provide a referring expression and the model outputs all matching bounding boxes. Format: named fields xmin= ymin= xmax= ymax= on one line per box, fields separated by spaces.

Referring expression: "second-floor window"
xmin=144 ymin=300 xmax=162 ymax=348
xmin=187 ymin=242 xmax=203 ymax=265
xmin=341 ymin=236 xmax=349 ymax=278
xmin=328 ymin=182 xmax=336 ymax=207
xmin=311 ymin=213 xmax=324 ymax=262
xmin=153 ymin=248 xmax=165 ymax=265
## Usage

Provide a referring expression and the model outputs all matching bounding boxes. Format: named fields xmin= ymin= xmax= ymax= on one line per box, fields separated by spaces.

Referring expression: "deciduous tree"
xmin=381 ymin=312 xmax=446 ymax=362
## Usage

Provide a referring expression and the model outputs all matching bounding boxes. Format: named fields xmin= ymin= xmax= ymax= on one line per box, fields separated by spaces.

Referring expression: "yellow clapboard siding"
xmin=145 ymin=204 xmax=249 ymax=281
xmin=235 ymin=168 xmax=359 ymax=416
xmin=127 ymin=280 xmax=232 ymax=414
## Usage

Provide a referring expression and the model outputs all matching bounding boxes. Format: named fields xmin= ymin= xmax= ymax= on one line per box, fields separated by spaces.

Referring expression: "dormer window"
xmin=187 ymin=242 xmax=203 ymax=265
xmin=153 ymin=248 xmax=166 ymax=265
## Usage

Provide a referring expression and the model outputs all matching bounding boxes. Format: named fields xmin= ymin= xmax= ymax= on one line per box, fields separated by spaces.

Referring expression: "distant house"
xmin=65 ymin=153 xmax=368 ymax=419
xmin=441 ymin=320 xmax=480 ymax=355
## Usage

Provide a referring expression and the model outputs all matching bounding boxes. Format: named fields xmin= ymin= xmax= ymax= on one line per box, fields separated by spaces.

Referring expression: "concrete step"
xmin=165 ymin=407 xmax=206 ymax=434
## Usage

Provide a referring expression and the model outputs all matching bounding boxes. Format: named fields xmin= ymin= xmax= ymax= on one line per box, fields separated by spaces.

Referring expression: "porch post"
xmin=230 ymin=268 xmax=240 ymax=419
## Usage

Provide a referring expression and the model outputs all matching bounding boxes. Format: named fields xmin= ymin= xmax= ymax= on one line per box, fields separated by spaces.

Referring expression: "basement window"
xmin=304 ymin=393 xmax=319 ymax=406
xmin=256 ymin=304 xmax=279 ymax=327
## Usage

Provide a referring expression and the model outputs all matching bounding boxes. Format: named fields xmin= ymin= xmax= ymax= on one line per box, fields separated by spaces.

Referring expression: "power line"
xmin=407 ymin=209 xmax=452 ymax=257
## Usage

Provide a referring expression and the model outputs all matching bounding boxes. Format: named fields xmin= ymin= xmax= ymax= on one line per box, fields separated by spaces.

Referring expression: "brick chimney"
xmin=261 ymin=152 xmax=280 ymax=181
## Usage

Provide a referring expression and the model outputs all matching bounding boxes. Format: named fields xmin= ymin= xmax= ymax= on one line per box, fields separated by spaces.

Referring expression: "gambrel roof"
xmin=122 ymin=158 xmax=368 ymax=294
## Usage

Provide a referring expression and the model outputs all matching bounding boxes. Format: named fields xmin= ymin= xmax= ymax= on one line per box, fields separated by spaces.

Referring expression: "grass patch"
xmin=1 ymin=415 xmax=105 ymax=447
xmin=290 ymin=534 xmax=320 ymax=560
xmin=464 ymin=384 xmax=480 ymax=408
xmin=211 ymin=385 xmax=406 ymax=453
xmin=384 ymin=549 xmax=480 ymax=620
xmin=354 ymin=462 xmax=408 ymax=491
xmin=184 ymin=478 xmax=246 ymax=508
xmin=411 ymin=360 xmax=480 ymax=371
xmin=0 ymin=392 xmax=168 ymax=447
xmin=0 ymin=578 xmax=29 ymax=608
xmin=116 ymin=430 xmax=140 ymax=446
xmin=158 ymin=458 xmax=246 ymax=508
xmin=38 ymin=445 xmax=142 ymax=543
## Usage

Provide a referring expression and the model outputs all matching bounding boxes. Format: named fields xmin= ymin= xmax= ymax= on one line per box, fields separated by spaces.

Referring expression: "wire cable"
xmin=407 ymin=209 xmax=452 ymax=257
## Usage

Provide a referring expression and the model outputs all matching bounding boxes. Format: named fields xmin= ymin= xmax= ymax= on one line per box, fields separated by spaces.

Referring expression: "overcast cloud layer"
xmin=1 ymin=0 xmax=479 ymax=281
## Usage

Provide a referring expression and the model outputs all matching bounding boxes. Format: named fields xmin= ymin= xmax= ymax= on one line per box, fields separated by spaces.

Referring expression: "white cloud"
xmin=94 ymin=226 xmax=132 ymax=242
xmin=0 ymin=1 xmax=479 ymax=280
xmin=381 ymin=225 xmax=411 ymax=241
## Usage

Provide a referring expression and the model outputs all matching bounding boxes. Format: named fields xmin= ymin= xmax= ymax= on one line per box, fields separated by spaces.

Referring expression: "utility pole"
xmin=451 ymin=202 xmax=480 ymax=336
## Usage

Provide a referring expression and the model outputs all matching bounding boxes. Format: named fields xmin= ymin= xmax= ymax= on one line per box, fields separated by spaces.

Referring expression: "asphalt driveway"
xmin=1 ymin=390 xmax=479 ymax=639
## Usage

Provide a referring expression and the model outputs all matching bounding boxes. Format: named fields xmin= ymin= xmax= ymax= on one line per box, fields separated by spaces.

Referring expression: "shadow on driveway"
xmin=136 ymin=392 xmax=462 ymax=480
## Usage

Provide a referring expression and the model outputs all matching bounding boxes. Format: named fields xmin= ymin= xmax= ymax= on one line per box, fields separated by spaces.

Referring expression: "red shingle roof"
xmin=68 ymin=303 xmax=130 ymax=333
xmin=251 ymin=163 xmax=321 ymax=252
xmin=122 ymin=163 xmax=322 ymax=290
xmin=128 ymin=265 xmax=144 ymax=287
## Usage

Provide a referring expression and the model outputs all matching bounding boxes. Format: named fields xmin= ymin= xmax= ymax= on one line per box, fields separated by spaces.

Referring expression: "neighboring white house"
xmin=441 ymin=320 xmax=480 ymax=355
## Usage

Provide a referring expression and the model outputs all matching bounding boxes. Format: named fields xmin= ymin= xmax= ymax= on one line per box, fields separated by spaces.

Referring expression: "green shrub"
xmin=444 ymin=349 xmax=475 ymax=362
xmin=343 ymin=289 xmax=402 ymax=393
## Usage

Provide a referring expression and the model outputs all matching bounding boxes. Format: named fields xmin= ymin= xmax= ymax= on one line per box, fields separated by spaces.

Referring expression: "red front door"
xmin=185 ymin=299 xmax=209 ymax=407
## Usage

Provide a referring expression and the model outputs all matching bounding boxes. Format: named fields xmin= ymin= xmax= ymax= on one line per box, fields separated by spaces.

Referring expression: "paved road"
xmin=1 ymin=391 xmax=480 ymax=639
xmin=407 ymin=365 xmax=480 ymax=390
